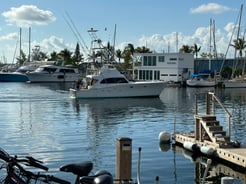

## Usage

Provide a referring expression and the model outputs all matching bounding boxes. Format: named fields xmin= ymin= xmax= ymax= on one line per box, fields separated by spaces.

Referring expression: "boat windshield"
xmin=35 ymin=67 xmax=57 ymax=73
xmin=100 ymin=77 xmax=128 ymax=84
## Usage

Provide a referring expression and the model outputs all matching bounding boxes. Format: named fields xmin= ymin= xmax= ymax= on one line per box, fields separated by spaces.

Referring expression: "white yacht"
xmin=69 ymin=65 xmax=166 ymax=98
xmin=26 ymin=65 xmax=80 ymax=83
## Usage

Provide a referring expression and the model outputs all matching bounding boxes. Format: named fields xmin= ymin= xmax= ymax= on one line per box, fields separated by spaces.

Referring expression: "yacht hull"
xmin=70 ymin=82 xmax=166 ymax=98
xmin=0 ymin=72 xmax=29 ymax=82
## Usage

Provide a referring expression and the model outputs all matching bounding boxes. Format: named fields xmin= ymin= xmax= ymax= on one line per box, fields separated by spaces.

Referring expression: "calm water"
xmin=0 ymin=83 xmax=245 ymax=184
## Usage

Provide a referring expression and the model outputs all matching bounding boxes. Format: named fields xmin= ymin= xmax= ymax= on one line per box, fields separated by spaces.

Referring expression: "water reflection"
xmin=71 ymin=97 xmax=166 ymax=169
xmin=174 ymin=145 xmax=245 ymax=183
xmin=1 ymin=82 xmax=246 ymax=183
xmin=27 ymin=82 xmax=73 ymax=92
xmin=72 ymin=97 xmax=165 ymax=121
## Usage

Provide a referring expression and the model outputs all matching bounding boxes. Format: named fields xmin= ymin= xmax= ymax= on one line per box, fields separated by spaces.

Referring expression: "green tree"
xmin=16 ymin=50 xmax=27 ymax=65
xmin=121 ymin=43 xmax=135 ymax=71
xmin=59 ymin=48 xmax=73 ymax=65
xmin=72 ymin=43 xmax=83 ymax=66
xmin=192 ymin=44 xmax=201 ymax=60
xmin=126 ymin=43 xmax=135 ymax=56
xmin=231 ymin=37 xmax=246 ymax=75
xmin=49 ymin=51 xmax=60 ymax=61
xmin=135 ymin=46 xmax=151 ymax=53
xmin=179 ymin=45 xmax=193 ymax=53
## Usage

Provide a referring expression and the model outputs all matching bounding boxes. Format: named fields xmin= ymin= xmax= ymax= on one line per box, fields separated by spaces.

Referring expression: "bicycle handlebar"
xmin=25 ymin=156 xmax=49 ymax=171
xmin=2 ymin=155 xmax=70 ymax=184
xmin=0 ymin=147 xmax=48 ymax=171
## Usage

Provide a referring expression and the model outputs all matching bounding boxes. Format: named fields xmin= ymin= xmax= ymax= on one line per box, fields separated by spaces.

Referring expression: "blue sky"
xmin=0 ymin=0 xmax=245 ymax=63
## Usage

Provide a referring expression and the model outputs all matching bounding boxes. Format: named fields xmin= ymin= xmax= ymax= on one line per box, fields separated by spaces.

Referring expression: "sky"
xmin=0 ymin=0 xmax=246 ymax=63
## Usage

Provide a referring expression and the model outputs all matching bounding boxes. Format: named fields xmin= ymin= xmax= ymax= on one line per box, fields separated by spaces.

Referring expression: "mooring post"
xmin=116 ymin=137 xmax=132 ymax=183
xmin=206 ymin=93 xmax=210 ymax=115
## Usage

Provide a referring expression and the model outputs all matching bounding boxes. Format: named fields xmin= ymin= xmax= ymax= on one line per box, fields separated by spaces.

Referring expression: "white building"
xmin=133 ymin=52 xmax=194 ymax=83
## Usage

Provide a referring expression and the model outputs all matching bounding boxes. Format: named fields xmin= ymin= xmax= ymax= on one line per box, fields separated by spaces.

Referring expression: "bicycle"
xmin=0 ymin=147 xmax=113 ymax=184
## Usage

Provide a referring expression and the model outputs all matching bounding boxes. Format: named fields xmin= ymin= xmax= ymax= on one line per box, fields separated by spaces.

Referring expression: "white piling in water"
xmin=221 ymin=177 xmax=234 ymax=184
xmin=137 ymin=147 xmax=141 ymax=184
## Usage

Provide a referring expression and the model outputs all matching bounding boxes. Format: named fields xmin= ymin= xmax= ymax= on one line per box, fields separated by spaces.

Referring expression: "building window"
xmin=150 ymin=70 xmax=153 ymax=80
xmin=148 ymin=56 xmax=152 ymax=66
xmin=159 ymin=56 xmax=165 ymax=62
xmin=143 ymin=56 xmax=148 ymax=66
xmin=154 ymin=70 xmax=160 ymax=80
xmin=139 ymin=70 xmax=143 ymax=80
xmin=170 ymin=58 xmax=177 ymax=61
xmin=143 ymin=56 xmax=157 ymax=66
xmin=138 ymin=70 xmax=154 ymax=80
xmin=153 ymin=56 xmax=156 ymax=66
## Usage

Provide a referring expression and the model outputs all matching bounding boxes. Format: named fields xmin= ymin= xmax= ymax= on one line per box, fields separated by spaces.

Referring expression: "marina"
xmin=0 ymin=83 xmax=245 ymax=183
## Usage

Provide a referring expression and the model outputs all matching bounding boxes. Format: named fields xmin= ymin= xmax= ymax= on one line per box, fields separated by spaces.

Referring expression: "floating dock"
xmin=173 ymin=92 xmax=246 ymax=170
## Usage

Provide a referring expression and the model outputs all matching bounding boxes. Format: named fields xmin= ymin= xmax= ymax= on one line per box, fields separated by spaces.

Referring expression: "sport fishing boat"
xmin=69 ymin=65 xmax=166 ymax=99
xmin=26 ymin=65 xmax=81 ymax=83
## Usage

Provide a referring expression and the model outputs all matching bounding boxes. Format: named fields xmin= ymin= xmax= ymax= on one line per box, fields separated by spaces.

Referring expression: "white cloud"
xmin=136 ymin=22 xmax=237 ymax=58
xmin=190 ymin=3 xmax=231 ymax=14
xmin=2 ymin=5 xmax=56 ymax=27
xmin=29 ymin=36 xmax=74 ymax=56
xmin=0 ymin=32 xmax=19 ymax=41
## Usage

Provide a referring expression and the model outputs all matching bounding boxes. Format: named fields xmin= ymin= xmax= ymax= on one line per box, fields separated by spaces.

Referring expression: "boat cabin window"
xmin=60 ymin=69 xmax=76 ymax=73
xmin=100 ymin=77 xmax=128 ymax=84
xmin=36 ymin=67 xmax=57 ymax=73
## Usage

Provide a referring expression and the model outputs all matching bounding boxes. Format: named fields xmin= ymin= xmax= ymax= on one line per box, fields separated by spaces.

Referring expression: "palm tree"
xmin=179 ymin=45 xmax=193 ymax=53
xmin=50 ymin=51 xmax=60 ymax=61
xmin=231 ymin=37 xmax=246 ymax=76
xmin=59 ymin=48 xmax=73 ymax=65
xmin=126 ymin=43 xmax=135 ymax=56
xmin=135 ymin=46 xmax=151 ymax=53
xmin=122 ymin=44 xmax=134 ymax=71
xmin=192 ymin=44 xmax=201 ymax=60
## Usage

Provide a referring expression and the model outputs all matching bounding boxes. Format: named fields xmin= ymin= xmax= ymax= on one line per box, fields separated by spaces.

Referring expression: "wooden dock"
xmin=173 ymin=92 xmax=246 ymax=169
xmin=173 ymin=145 xmax=246 ymax=182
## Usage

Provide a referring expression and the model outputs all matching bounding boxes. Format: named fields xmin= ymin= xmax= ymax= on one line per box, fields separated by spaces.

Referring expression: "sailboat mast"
xmin=20 ymin=27 xmax=22 ymax=62
xmin=209 ymin=18 xmax=212 ymax=71
xmin=231 ymin=4 xmax=243 ymax=78
xmin=29 ymin=27 xmax=31 ymax=62
xmin=113 ymin=24 xmax=116 ymax=62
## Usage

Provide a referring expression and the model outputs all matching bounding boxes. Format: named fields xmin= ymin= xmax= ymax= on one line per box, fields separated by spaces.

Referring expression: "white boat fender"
xmin=183 ymin=141 xmax=200 ymax=152
xmin=221 ymin=177 xmax=234 ymax=184
xmin=200 ymin=146 xmax=215 ymax=156
xmin=158 ymin=131 xmax=171 ymax=144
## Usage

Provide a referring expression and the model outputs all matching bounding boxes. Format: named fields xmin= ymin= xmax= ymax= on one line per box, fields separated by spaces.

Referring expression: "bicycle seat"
xmin=60 ymin=161 xmax=93 ymax=176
